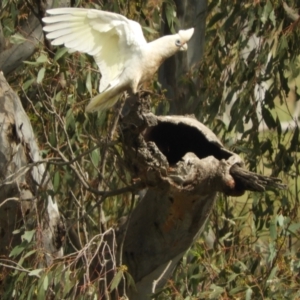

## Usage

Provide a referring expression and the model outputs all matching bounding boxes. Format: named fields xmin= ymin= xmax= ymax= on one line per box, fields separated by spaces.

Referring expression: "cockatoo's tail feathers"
xmin=178 ymin=28 xmax=194 ymax=43
xmin=85 ymin=91 xmax=120 ymax=112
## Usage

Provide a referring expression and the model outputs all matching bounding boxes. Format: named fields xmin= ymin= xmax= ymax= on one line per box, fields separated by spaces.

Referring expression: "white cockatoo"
xmin=43 ymin=8 xmax=194 ymax=112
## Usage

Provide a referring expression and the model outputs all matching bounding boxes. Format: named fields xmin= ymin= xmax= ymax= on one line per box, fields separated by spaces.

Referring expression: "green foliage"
xmin=1 ymin=0 xmax=300 ymax=299
xmin=158 ymin=192 xmax=300 ymax=299
xmin=155 ymin=0 xmax=300 ymax=299
xmin=0 ymin=0 xmax=143 ymax=298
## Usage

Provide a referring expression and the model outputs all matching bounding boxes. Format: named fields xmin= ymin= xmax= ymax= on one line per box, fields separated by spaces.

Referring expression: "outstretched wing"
xmin=43 ymin=8 xmax=147 ymax=92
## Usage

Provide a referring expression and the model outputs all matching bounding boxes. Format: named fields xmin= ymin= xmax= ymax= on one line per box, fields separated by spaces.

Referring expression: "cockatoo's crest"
xmin=178 ymin=28 xmax=194 ymax=50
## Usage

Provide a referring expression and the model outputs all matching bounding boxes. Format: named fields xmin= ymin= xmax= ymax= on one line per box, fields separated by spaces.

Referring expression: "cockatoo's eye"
xmin=175 ymin=39 xmax=181 ymax=47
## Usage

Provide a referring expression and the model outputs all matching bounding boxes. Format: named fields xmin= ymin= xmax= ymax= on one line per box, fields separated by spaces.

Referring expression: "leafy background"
xmin=1 ymin=0 xmax=300 ymax=299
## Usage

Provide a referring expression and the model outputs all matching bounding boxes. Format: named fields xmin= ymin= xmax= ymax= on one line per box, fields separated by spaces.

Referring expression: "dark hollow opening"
xmin=145 ymin=122 xmax=232 ymax=165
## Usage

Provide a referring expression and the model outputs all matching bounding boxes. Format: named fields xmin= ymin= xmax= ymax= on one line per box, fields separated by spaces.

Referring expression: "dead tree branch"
xmin=91 ymin=97 xmax=286 ymax=299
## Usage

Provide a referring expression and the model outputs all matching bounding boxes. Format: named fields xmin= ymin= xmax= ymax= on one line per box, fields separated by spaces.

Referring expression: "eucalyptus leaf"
xmin=37 ymin=67 xmax=46 ymax=84
xmin=28 ymin=268 xmax=44 ymax=277
xmin=10 ymin=33 xmax=26 ymax=44
xmin=22 ymin=230 xmax=36 ymax=243
xmin=110 ymin=270 xmax=123 ymax=292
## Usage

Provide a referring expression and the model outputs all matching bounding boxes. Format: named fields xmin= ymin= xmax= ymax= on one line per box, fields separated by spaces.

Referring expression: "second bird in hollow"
xmin=43 ymin=8 xmax=194 ymax=112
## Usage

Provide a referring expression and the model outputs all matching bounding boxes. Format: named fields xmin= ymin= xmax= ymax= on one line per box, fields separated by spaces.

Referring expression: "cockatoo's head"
xmin=148 ymin=28 xmax=194 ymax=62
xmin=176 ymin=28 xmax=194 ymax=51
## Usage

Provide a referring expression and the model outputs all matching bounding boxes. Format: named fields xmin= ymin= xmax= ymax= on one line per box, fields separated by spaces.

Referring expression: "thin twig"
xmin=152 ymin=260 xmax=173 ymax=293
xmin=80 ymin=182 xmax=143 ymax=219
xmin=98 ymin=96 xmax=125 ymax=190
xmin=119 ymin=191 xmax=136 ymax=266
xmin=0 ymin=260 xmax=35 ymax=275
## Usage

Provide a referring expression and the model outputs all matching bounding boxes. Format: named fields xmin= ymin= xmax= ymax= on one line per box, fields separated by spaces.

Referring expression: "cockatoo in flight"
xmin=43 ymin=8 xmax=194 ymax=112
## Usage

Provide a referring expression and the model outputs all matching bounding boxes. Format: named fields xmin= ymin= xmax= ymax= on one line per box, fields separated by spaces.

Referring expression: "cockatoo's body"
xmin=43 ymin=8 xmax=194 ymax=112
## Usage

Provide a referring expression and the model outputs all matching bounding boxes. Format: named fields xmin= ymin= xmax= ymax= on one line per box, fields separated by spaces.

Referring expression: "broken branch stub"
xmin=118 ymin=100 xmax=285 ymax=298
xmin=121 ymin=107 xmax=247 ymax=197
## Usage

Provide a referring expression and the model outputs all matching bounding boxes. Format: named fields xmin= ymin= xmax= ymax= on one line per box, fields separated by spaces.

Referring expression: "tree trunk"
xmin=0 ymin=72 xmax=63 ymax=268
xmin=91 ymin=97 xmax=285 ymax=299
xmin=158 ymin=0 xmax=207 ymax=114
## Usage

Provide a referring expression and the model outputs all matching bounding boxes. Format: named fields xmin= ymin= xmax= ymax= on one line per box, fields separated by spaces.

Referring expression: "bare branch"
xmin=0 ymin=22 xmax=5 ymax=53
xmin=0 ymin=11 xmax=43 ymax=75
xmin=0 ymin=0 xmax=70 ymax=75
xmin=230 ymin=164 xmax=286 ymax=193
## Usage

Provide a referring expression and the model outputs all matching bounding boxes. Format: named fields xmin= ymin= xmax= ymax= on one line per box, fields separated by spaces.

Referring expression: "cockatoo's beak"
xmin=180 ymin=44 xmax=188 ymax=51
xmin=178 ymin=28 xmax=194 ymax=51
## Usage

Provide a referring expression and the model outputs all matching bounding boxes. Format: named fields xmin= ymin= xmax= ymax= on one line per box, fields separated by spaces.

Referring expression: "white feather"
xmin=46 ymin=8 xmax=89 ymax=15
xmin=43 ymin=8 xmax=146 ymax=98
xmin=43 ymin=15 xmax=85 ymax=23
xmin=42 ymin=7 xmax=194 ymax=112
xmin=50 ymin=28 xmax=90 ymax=46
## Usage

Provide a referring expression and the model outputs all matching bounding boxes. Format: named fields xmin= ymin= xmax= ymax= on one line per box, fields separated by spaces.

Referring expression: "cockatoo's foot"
xmin=123 ymin=91 xmax=129 ymax=100
xmin=138 ymin=89 xmax=155 ymax=98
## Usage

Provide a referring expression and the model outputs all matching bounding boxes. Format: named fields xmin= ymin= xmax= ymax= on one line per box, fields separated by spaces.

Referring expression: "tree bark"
xmin=0 ymin=73 xmax=64 ymax=265
xmin=93 ymin=98 xmax=284 ymax=299
xmin=158 ymin=0 xmax=207 ymax=114
xmin=0 ymin=0 xmax=71 ymax=75
xmin=0 ymin=1 xmax=286 ymax=297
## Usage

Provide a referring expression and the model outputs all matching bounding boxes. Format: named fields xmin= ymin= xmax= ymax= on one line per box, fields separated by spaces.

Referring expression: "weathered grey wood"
xmin=0 ymin=0 xmax=70 ymax=75
xmin=0 ymin=72 xmax=63 ymax=263
xmin=108 ymin=100 xmax=286 ymax=299
xmin=230 ymin=164 xmax=286 ymax=193
xmin=0 ymin=14 xmax=43 ymax=75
